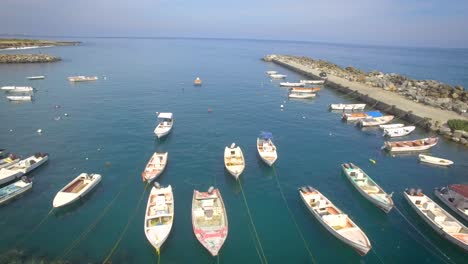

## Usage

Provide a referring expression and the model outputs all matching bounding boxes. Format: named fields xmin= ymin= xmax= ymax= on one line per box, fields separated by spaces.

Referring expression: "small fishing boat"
xmin=0 ymin=168 xmax=24 ymax=186
xmin=194 ymin=77 xmax=202 ymax=85
xmin=288 ymin=93 xmax=316 ymax=99
xmin=299 ymin=186 xmax=371 ymax=255
xmin=342 ymin=111 xmax=382 ymax=121
xmin=67 ymin=76 xmax=98 ymax=82
xmin=27 ymin=76 xmax=45 ymax=80
xmin=52 ymin=173 xmax=102 ymax=208
xmin=383 ymin=126 xmax=415 ymax=137
xmin=341 ymin=163 xmax=394 ymax=213
xmin=358 ymin=115 xmax=394 ymax=127
xmin=279 ymin=82 xmax=304 ymax=87
xmin=192 ymin=187 xmax=228 ymax=256
xmin=0 ymin=177 xmax=32 ymax=205
xmin=329 ymin=104 xmax=366 ymax=111
xmin=142 ymin=152 xmax=168 ymax=182
xmin=290 ymin=87 xmax=320 ymax=93
xmin=434 ymin=185 xmax=468 ymax=222
xmin=257 ymin=132 xmax=278 ymax=166
xmin=270 ymin=74 xmax=287 ymax=79
xmin=6 ymin=96 xmax=32 ymax=101
xmin=144 ymin=183 xmax=174 ymax=253
xmin=266 ymin=71 xmax=277 ymax=75
xmin=1 ymin=86 xmax=33 ymax=92
xmin=300 ymin=80 xmax=325 ymax=84
xmin=7 ymin=153 xmax=49 ymax=174
xmin=383 ymin=137 xmax=438 ymax=152
xmin=224 ymin=143 xmax=245 ymax=179
xmin=404 ymin=188 xmax=468 ymax=252
xmin=0 ymin=154 xmax=20 ymax=169
xmin=154 ymin=112 xmax=174 ymax=138
xmin=418 ymin=154 xmax=453 ymax=166
xmin=379 ymin=123 xmax=404 ymax=130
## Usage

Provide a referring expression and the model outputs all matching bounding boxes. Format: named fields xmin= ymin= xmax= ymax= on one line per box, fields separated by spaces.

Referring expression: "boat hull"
xmin=418 ymin=154 xmax=453 ymax=166
xmin=0 ymin=179 xmax=32 ymax=205
xmin=53 ymin=174 xmax=101 ymax=208
xmin=330 ymin=104 xmax=366 ymax=110
xmin=434 ymin=188 xmax=468 ymax=223
xmin=257 ymin=138 xmax=277 ymax=166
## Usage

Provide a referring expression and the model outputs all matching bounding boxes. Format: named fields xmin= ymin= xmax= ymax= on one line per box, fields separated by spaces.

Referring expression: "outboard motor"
xmin=416 ymin=188 xmax=422 ymax=195
xmin=343 ymin=163 xmax=350 ymax=169
xmin=350 ymin=163 xmax=357 ymax=169
xmin=21 ymin=176 xmax=30 ymax=183
xmin=408 ymin=188 xmax=415 ymax=195
xmin=300 ymin=186 xmax=309 ymax=193
xmin=208 ymin=186 xmax=214 ymax=194
xmin=154 ymin=182 xmax=161 ymax=189
xmin=307 ymin=186 xmax=315 ymax=193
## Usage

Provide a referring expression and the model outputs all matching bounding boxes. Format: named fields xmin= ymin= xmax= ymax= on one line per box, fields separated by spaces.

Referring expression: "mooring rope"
xmin=238 ymin=180 xmax=268 ymax=264
xmin=102 ymin=182 xmax=150 ymax=263
xmin=156 ymin=249 xmax=161 ymax=264
xmin=15 ymin=208 xmax=54 ymax=248
xmin=272 ymin=166 xmax=317 ymax=264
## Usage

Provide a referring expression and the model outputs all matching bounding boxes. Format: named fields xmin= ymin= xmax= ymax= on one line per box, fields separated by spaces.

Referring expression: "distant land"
xmin=0 ymin=38 xmax=80 ymax=63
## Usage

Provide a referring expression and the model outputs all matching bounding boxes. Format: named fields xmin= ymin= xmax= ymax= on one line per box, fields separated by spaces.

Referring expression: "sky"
xmin=1 ymin=0 xmax=468 ymax=48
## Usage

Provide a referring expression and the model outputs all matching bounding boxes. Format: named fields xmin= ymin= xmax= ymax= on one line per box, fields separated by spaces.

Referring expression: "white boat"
xmin=0 ymin=177 xmax=32 ymax=205
xmin=341 ymin=163 xmax=394 ymax=213
xmin=289 ymin=93 xmax=316 ymax=99
xmin=404 ymin=188 xmax=468 ymax=252
xmin=257 ymin=132 xmax=278 ymax=166
xmin=300 ymin=80 xmax=325 ymax=84
xmin=0 ymin=153 xmax=48 ymax=185
xmin=67 ymin=76 xmax=98 ymax=82
xmin=154 ymin=112 xmax=174 ymax=138
xmin=434 ymin=185 xmax=468 ymax=222
xmin=194 ymin=77 xmax=202 ymax=86
xmin=270 ymin=74 xmax=287 ymax=79
xmin=224 ymin=143 xmax=245 ymax=179
xmin=192 ymin=187 xmax=228 ymax=256
xmin=379 ymin=123 xmax=404 ymax=130
xmin=27 ymin=76 xmax=45 ymax=80
xmin=290 ymin=87 xmax=320 ymax=93
xmin=0 ymin=168 xmax=24 ymax=186
xmin=383 ymin=137 xmax=438 ymax=152
xmin=6 ymin=96 xmax=32 ymax=101
xmin=299 ymin=186 xmax=372 ymax=255
xmin=142 ymin=152 xmax=168 ymax=182
xmin=358 ymin=115 xmax=394 ymax=127
xmin=0 ymin=154 xmax=20 ymax=169
xmin=279 ymin=82 xmax=304 ymax=87
xmin=266 ymin=71 xmax=277 ymax=75
xmin=418 ymin=154 xmax=453 ymax=166
xmin=144 ymin=183 xmax=174 ymax=253
xmin=383 ymin=126 xmax=415 ymax=137
xmin=52 ymin=173 xmax=102 ymax=208
xmin=1 ymin=86 xmax=34 ymax=92
xmin=329 ymin=104 xmax=366 ymax=111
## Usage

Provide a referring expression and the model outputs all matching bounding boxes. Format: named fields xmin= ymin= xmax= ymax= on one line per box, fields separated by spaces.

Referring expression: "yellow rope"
xmin=15 ymin=208 xmax=54 ymax=248
xmin=272 ymin=166 xmax=317 ymax=264
xmin=156 ymin=248 xmax=160 ymax=264
xmin=102 ymin=182 xmax=150 ymax=263
xmin=238 ymin=181 xmax=268 ymax=264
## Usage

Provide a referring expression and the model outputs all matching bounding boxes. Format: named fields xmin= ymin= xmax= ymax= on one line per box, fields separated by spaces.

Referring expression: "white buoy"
xmin=37 ymin=129 xmax=42 ymax=134
xmin=64 ymin=113 xmax=69 ymax=117
xmin=280 ymin=104 xmax=284 ymax=108
xmin=85 ymin=157 xmax=89 ymax=160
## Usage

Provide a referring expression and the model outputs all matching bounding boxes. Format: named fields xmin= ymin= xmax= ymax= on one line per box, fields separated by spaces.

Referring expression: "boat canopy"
xmin=157 ymin=112 xmax=173 ymax=119
xmin=450 ymin=184 xmax=468 ymax=198
xmin=259 ymin=131 xmax=273 ymax=139
xmin=365 ymin=111 xmax=383 ymax=117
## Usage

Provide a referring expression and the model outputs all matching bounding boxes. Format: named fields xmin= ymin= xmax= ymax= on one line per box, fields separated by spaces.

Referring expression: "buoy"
xmin=10 ymin=129 xmax=13 ymax=132
xmin=54 ymin=116 xmax=61 ymax=121
xmin=97 ymin=148 xmax=101 ymax=151
xmin=37 ymin=129 xmax=42 ymax=134
xmin=64 ymin=113 xmax=69 ymax=117
xmin=208 ymin=108 xmax=212 ymax=113
xmin=280 ymin=104 xmax=284 ymax=108
xmin=85 ymin=157 xmax=89 ymax=160
xmin=369 ymin=159 xmax=376 ymax=164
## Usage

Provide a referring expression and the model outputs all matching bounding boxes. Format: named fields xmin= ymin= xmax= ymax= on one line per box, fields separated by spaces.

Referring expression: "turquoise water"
xmin=0 ymin=38 xmax=467 ymax=263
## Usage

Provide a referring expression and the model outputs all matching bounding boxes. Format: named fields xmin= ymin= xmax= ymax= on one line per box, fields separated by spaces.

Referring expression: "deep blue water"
xmin=0 ymin=38 xmax=467 ymax=263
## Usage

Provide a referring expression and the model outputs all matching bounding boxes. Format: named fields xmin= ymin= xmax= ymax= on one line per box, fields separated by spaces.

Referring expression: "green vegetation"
xmin=447 ymin=119 xmax=468 ymax=132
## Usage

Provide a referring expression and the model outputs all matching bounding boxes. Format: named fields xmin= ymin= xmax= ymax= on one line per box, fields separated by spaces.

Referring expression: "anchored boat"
xmin=1 ymin=86 xmax=33 ymax=92
xmin=67 ymin=76 xmax=98 ymax=82
xmin=279 ymin=82 xmax=304 ymax=87
xmin=0 ymin=177 xmax=33 ymax=205
xmin=329 ymin=104 xmax=366 ymax=111
xmin=224 ymin=143 xmax=245 ymax=179
xmin=383 ymin=137 xmax=438 ymax=152
xmin=434 ymin=185 xmax=468 ymax=222
xmin=194 ymin=77 xmax=202 ymax=85
xmin=27 ymin=76 xmax=45 ymax=80
xmin=379 ymin=123 xmax=404 ymax=130
xmin=418 ymin=154 xmax=453 ymax=166
xmin=6 ymin=95 xmax=32 ymax=101
xmin=142 ymin=152 xmax=168 ymax=182
xmin=270 ymin=74 xmax=287 ymax=79
xmin=383 ymin=126 xmax=415 ymax=137
xmin=300 ymin=79 xmax=325 ymax=84
xmin=0 ymin=153 xmax=48 ymax=185
xmin=289 ymin=87 xmax=320 ymax=93
xmin=0 ymin=154 xmax=20 ymax=169
xmin=53 ymin=173 xmax=102 ymax=208
xmin=358 ymin=115 xmax=394 ymax=127
xmin=154 ymin=112 xmax=174 ymax=138
xmin=257 ymin=132 xmax=277 ymax=166
xmin=289 ymin=92 xmax=316 ymax=99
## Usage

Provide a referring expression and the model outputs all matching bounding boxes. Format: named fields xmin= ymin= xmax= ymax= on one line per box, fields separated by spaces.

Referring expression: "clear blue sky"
xmin=2 ymin=0 xmax=468 ymax=48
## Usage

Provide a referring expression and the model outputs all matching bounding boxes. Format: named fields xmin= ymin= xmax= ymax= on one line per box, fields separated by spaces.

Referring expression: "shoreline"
xmin=264 ymin=54 xmax=468 ymax=146
xmin=0 ymin=38 xmax=80 ymax=50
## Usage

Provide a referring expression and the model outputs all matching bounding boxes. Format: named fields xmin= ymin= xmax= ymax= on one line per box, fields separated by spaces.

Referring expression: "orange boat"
xmin=342 ymin=112 xmax=368 ymax=121
xmin=194 ymin=77 xmax=202 ymax=85
xmin=289 ymin=87 xmax=320 ymax=93
xmin=142 ymin=152 xmax=168 ymax=182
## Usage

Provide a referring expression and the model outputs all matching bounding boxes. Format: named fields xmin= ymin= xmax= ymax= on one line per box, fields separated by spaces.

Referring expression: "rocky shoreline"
xmin=0 ymin=38 xmax=80 ymax=50
xmin=0 ymin=54 xmax=61 ymax=63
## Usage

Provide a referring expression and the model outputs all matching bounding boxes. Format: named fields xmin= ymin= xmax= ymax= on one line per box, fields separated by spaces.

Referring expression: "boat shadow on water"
xmin=52 ymin=183 xmax=103 ymax=218
xmin=223 ymin=169 xmax=241 ymax=194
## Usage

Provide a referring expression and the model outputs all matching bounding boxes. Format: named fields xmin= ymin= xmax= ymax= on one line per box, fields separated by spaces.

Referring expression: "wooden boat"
xmin=288 ymin=93 xmax=316 ymax=99
xmin=67 ymin=76 xmax=98 ymax=82
xmin=358 ymin=115 xmax=394 ymax=127
xmin=404 ymin=188 xmax=468 ymax=252
xmin=342 ymin=112 xmax=368 ymax=121
xmin=270 ymin=74 xmax=287 ymax=79
xmin=7 ymin=95 xmax=32 ymax=101
xmin=0 ymin=168 xmax=23 ymax=186
xmin=341 ymin=163 xmax=394 ymax=213
xmin=434 ymin=185 xmax=468 ymax=222
xmin=144 ymin=183 xmax=174 ymax=253
xmin=142 ymin=152 xmax=168 ymax=182
xmin=0 ymin=177 xmax=32 ymax=205
xmin=299 ymin=186 xmax=371 ymax=255
xmin=27 ymin=76 xmax=45 ymax=80
xmin=154 ymin=112 xmax=174 ymax=138
xmin=53 ymin=173 xmax=102 ymax=208
xmin=0 ymin=154 xmax=20 ymax=169
xmin=290 ymin=87 xmax=320 ymax=93
xmin=224 ymin=143 xmax=245 ymax=179
xmin=194 ymin=77 xmax=202 ymax=85
xmin=418 ymin=154 xmax=453 ymax=166
xmin=383 ymin=126 xmax=415 ymax=137
xmin=0 ymin=153 xmax=48 ymax=185
xmin=379 ymin=123 xmax=404 ymax=130
xmin=1 ymin=86 xmax=33 ymax=92
xmin=279 ymin=82 xmax=304 ymax=87
xmin=257 ymin=132 xmax=278 ymax=166
xmin=300 ymin=79 xmax=325 ymax=84
xmin=383 ymin=137 xmax=438 ymax=152
xmin=266 ymin=71 xmax=277 ymax=75
xmin=329 ymin=104 xmax=366 ymax=111
xmin=192 ymin=187 xmax=228 ymax=256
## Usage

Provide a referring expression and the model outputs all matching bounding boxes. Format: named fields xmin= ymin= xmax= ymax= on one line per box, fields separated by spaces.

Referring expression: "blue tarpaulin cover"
xmin=365 ymin=111 xmax=382 ymax=117
xmin=260 ymin=131 xmax=273 ymax=139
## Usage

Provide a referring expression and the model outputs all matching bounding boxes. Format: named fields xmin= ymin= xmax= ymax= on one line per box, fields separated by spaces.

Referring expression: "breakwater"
xmin=264 ymin=54 xmax=468 ymax=146
xmin=0 ymin=39 xmax=80 ymax=50
xmin=0 ymin=54 xmax=61 ymax=63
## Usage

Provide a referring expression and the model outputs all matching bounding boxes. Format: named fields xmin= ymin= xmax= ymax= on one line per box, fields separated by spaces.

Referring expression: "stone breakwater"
xmin=264 ymin=54 xmax=468 ymax=146
xmin=0 ymin=54 xmax=61 ymax=63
